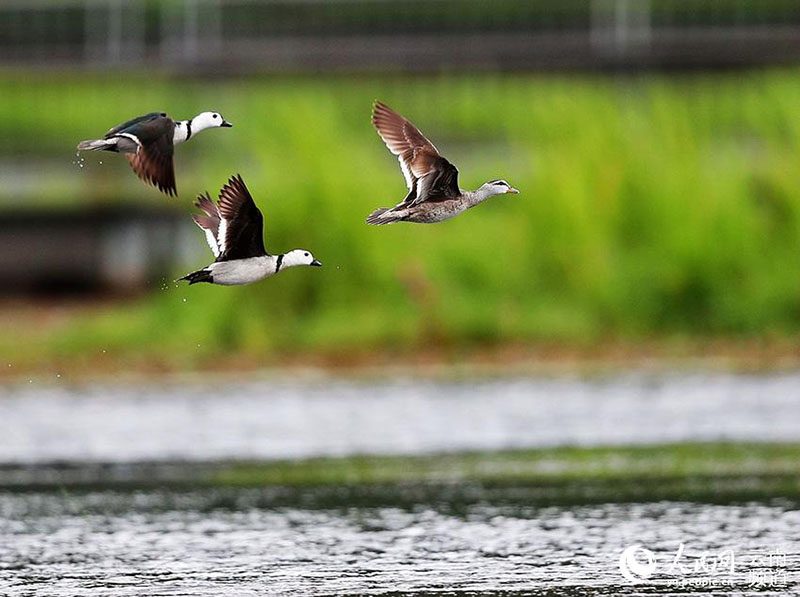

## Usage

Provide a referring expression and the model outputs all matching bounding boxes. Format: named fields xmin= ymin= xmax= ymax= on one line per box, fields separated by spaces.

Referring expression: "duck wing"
xmin=215 ymin=174 xmax=268 ymax=262
xmin=104 ymin=112 xmax=177 ymax=196
xmin=104 ymin=112 xmax=166 ymax=138
xmin=372 ymin=101 xmax=460 ymax=206
xmin=121 ymin=115 xmax=177 ymax=196
xmin=192 ymin=192 xmax=222 ymax=258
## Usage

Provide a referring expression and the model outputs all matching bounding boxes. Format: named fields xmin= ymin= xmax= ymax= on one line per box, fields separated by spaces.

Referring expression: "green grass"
xmin=6 ymin=443 xmax=798 ymax=507
xmin=214 ymin=442 xmax=800 ymax=486
xmin=0 ymin=70 xmax=798 ymax=369
xmin=212 ymin=442 xmax=800 ymax=506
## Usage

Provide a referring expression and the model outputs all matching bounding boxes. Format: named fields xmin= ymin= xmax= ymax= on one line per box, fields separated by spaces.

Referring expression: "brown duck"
xmin=367 ymin=101 xmax=518 ymax=225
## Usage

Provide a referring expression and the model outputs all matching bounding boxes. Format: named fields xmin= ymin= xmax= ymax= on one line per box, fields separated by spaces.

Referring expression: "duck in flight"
xmin=179 ymin=174 xmax=321 ymax=286
xmin=367 ymin=101 xmax=518 ymax=225
xmin=77 ymin=111 xmax=232 ymax=196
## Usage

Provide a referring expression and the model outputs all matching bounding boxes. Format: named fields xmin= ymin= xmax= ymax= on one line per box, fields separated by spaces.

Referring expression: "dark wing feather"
xmin=415 ymin=157 xmax=460 ymax=205
xmin=121 ymin=117 xmax=177 ymax=196
xmin=104 ymin=112 xmax=167 ymax=138
xmin=216 ymin=174 xmax=267 ymax=261
xmin=372 ymin=101 xmax=460 ymax=206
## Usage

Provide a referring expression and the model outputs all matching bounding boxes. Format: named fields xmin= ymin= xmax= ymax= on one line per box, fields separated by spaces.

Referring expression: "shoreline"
xmin=2 ymin=443 xmax=798 ymax=507
xmin=2 ymin=337 xmax=798 ymax=385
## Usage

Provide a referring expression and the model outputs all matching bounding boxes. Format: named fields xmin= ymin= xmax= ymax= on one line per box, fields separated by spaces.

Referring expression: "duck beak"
xmin=221 ymin=120 xmax=233 ymax=128
xmin=310 ymin=259 xmax=322 ymax=267
xmin=506 ymin=187 xmax=520 ymax=194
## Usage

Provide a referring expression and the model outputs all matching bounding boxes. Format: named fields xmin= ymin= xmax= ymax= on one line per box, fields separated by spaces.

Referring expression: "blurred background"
xmin=1 ymin=0 xmax=798 ymax=374
xmin=1 ymin=3 xmax=799 ymax=595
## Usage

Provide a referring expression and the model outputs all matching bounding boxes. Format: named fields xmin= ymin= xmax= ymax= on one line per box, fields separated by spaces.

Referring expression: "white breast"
xmin=208 ymin=256 xmax=275 ymax=286
xmin=173 ymin=123 xmax=189 ymax=145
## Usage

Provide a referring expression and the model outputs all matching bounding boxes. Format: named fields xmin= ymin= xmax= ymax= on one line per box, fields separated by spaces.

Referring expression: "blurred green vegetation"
xmin=215 ymin=442 xmax=800 ymax=486
xmin=213 ymin=442 xmax=800 ymax=506
xmin=0 ymin=69 xmax=798 ymax=369
xmin=7 ymin=443 xmax=798 ymax=506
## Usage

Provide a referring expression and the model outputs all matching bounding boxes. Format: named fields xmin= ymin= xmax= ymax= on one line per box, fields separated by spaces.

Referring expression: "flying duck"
xmin=77 ymin=111 xmax=232 ymax=196
xmin=367 ymin=101 xmax=519 ymax=225
xmin=179 ymin=174 xmax=321 ymax=286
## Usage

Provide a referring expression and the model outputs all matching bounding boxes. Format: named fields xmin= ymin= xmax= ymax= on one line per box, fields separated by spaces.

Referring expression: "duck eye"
xmin=213 ymin=114 xmax=219 ymax=119
xmin=304 ymin=252 xmax=309 ymax=257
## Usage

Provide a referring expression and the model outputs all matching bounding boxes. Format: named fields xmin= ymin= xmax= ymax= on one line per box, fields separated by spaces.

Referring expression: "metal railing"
xmin=1 ymin=0 xmax=798 ymax=71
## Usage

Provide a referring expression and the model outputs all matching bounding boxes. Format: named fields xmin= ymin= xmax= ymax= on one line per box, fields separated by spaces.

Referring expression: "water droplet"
xmin=72 ymin=152 xmax=87 ymax=170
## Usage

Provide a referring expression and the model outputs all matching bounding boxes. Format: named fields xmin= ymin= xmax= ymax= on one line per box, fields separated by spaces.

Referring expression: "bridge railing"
xmin=1 ymin=0 xmax=798 ymax=71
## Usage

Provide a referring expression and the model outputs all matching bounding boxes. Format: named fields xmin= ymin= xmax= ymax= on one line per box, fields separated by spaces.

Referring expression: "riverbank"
xmin=2 ymin=338 xmax=799 ymax=382
xmin=1 ymin=301 xmax=797 ymax=383
xmin=3 ymin=443 xmax=798 ymax=507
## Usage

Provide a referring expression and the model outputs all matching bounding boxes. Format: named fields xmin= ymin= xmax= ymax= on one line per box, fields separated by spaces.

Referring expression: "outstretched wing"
xmin=372 ymin=101 xmax=460 ymax=206
xmin=125 ymin=144 xmax=176 ymax=196
xmin=192 ymin=192 xmax=222 ymax=258
xmin=215 ymin=174 xmax=268 ymax=262
xmin=119 ymin=115 xmax=177 ymax=196
xmin=104 ymin=112 xmax=166 ymax=138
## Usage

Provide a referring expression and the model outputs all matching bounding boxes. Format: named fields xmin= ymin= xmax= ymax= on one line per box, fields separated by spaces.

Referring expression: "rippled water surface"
xmin=0 ymin=372 xmax=798 ymax=463
xmin=1 ymin=372 xmax=798 ymax=594
xmin=1 ymin=491 xmax=797 ymax=596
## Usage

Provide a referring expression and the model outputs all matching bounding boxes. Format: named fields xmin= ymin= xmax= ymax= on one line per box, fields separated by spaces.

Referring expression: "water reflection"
xmin=0 ymin=372 xmax=798 ymax=463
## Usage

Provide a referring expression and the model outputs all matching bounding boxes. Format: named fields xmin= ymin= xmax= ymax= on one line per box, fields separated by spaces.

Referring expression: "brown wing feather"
xmin=372 ymin=101 xmax=439 ymax=156
xmin=192 ymin=192 xmax=220 ymax=239
xmin=125 ymin=135 xmax=176 ymax=196
xmin=372 ymin=101 xmax=460 ymax=206
xmin=372 ymin=101 xmax=443 ymax=183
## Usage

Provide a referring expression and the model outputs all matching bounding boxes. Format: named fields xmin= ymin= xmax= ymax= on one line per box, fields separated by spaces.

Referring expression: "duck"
xmin=367 ymin=101 xmax=519 ymax=225
xmin=77 ymin=111 xmax=232 ymax=196
xmin=179 ymin=174 xmax=321 ymax=286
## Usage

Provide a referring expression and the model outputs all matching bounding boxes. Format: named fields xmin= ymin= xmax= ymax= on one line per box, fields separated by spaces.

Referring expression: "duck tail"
xmin=366 ymin=207 xmax=403 ymax=225
xmin=77 ymin=138 xmax=118 ymax=152
xmin=177 ymin=269 xmax=213 ymax=285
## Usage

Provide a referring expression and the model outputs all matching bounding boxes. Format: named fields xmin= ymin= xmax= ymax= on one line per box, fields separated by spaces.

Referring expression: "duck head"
xmin=481 ymin=179 xmax=519 ymax=196
xmin=283 ymin=249 xmax=322 ymax=269
xmin=192 ymin=111 xmax=233 ymax=132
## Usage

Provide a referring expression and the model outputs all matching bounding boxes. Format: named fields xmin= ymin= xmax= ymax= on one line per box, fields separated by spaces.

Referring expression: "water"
xmin=1 ymin=372 xmax=797 ymax=595
xmin=0 ymin=490 xmax=796 ymax=596
xmin=0 ymin=372 xmax=797 ymax=463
